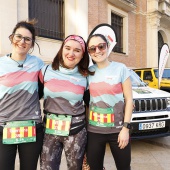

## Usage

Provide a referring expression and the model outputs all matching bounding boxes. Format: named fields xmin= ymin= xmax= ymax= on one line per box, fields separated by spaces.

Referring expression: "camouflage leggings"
xmin=40 ymin=128 xmax=87 ymax=170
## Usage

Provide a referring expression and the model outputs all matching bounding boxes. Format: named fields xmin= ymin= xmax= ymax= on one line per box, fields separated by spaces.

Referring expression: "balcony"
xmin=159 ymin=0 xmax=170 ymax=16
xmin=158 ymin=0 xmax=170 ymax=27
xmin=107 ymin=0 xmax=136 ymax=12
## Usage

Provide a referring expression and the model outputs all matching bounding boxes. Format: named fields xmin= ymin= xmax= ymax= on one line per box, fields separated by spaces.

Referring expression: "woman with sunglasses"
xmin=0 ymin=20 xmax=44 ymax=170
xmin=86 ymin=34 xmax=133 ymax=170
xmin=40 ymin=35 xmax=93 ymax=170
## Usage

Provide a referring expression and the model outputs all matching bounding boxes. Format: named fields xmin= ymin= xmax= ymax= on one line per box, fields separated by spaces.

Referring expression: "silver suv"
xmin=129 ymin=69 xmax=170 ymax=139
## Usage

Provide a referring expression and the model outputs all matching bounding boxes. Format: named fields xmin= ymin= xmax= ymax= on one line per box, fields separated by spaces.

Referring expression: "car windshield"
xmin=154 ymin=69 xmax=170 ymax=79
xmin=129 ymin=69 xmax=147 ymax=87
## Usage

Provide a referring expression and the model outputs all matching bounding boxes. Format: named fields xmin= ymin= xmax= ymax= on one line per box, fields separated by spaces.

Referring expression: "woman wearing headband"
xmin=40 ymin=35 xmax=93 ymax=170
xmin=86 ymin=34 xmax=133 ymax=170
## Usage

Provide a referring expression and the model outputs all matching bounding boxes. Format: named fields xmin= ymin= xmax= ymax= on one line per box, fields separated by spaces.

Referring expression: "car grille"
xmin=133 ymin=98 xmax=167 ymax=112
xmin=131 ymin=127 xmax=169 ymax=138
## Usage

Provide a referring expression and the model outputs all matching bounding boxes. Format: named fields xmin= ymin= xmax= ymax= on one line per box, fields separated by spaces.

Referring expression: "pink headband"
xmin=64 ymin=35 xmax=85 ymax=52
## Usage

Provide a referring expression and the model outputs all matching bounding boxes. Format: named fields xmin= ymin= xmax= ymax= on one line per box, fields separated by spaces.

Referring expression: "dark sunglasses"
xmin=88 ymin=43 xmax=107 ymax=54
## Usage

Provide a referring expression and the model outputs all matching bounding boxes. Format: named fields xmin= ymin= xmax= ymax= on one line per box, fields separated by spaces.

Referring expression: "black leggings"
xmin=0 ymin=124 xmax=44 ymax=170
xmin=87 ymin=132 xmax=131 ymax=170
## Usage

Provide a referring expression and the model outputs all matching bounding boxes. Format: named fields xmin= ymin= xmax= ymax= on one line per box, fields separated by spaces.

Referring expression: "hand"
xmin=117 ymin=127 xmax=130 ymax=149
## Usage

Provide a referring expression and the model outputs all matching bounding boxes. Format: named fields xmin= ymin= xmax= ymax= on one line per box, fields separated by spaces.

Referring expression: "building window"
xmin=111 ymin=13 xmax=123 ymax=53
xmin=29 ymin=0 xmax=64 ymax=40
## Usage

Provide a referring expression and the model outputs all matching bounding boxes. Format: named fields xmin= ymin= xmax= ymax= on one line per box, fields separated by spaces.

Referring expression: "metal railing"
xmin=124 ymin=0 xmax=135 ymax=4
xmin=29 ymin=0 xmax=64 ymax=40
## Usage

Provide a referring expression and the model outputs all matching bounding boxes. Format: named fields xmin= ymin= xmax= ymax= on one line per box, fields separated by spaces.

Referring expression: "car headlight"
xmin=166 ymin=98 xmax=170 ymax=106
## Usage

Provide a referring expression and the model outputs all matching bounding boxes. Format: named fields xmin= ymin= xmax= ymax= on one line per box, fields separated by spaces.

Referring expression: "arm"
xmin=38 ymin=71 xmax=44 ymax=100
xmin=83 ymin=89 xmax=90 ymax=122
xmin=83 ymin=89 xmax=90 ymax=107
xmin=38 ymin=65 xmax=49 ymax=100
xmin=118 ymin=77 xmax=133 ymax=149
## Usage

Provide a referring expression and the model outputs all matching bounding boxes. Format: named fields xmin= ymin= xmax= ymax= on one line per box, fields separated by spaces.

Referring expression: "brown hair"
xmin=87 ymin=34 xmax=108 ymax=48
xmin=87 ymin=34 xmax=108 ymax=65
xmin=9 ymin=19 xmax=41 ymax=54
xmin=52 ymin=35 xmax=94 ymax=76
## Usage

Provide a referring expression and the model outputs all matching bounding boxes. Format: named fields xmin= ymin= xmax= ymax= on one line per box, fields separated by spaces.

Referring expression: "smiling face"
xmin=62 ymin=39 xmax=84 ymax=69
xmin=88 ymin=36 xmax=108 ymax=65
xmin=10 ymin=27 xmax=33 ymax=58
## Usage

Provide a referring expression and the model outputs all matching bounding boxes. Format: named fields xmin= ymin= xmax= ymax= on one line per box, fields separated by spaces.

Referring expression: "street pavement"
xmin=15 ymin=136 xmax=170 ymax=170
xmin=103 ymin=136 xmax=170 ymax=170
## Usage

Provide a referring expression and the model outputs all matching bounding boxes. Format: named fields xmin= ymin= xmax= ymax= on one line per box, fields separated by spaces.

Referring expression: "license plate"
xmin=139 ymin=121 xmax=165 ymax=130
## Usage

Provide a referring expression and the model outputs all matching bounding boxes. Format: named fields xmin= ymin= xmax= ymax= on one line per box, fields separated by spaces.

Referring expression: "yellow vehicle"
xmin=133 ymin=68 xmax=170 ymax=92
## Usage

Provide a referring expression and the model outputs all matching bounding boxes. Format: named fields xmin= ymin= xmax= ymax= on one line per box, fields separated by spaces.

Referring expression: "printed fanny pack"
xmin=2 ymin=120 xmax=36 ymax=144
xmin=89 ymin=106 xmax=115 ymax=127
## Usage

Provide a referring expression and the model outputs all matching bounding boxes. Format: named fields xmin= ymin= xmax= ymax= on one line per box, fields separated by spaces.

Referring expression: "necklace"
xmin=8 ymin=53 xmax=27 ymax=68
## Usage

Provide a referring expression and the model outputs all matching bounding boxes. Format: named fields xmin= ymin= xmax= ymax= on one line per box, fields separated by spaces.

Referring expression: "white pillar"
xmin=65 ymin=0 xmax=88 ymax=40
xmin=147 ymin=13 xmax=161 ymax=67
xmin=0 ymin=0 xmax=18 ymax=56
xmin=147 ymin=0 xmax=159 ymax=13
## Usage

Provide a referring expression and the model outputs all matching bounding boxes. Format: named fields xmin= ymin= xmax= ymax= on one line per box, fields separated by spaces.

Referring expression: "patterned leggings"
xmin=40 ymin=128 xmax=87 ymax=170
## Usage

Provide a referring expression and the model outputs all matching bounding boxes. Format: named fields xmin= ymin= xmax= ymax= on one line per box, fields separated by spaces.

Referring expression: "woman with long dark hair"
xmin=40 ymin=35 xmax=93 ymax=170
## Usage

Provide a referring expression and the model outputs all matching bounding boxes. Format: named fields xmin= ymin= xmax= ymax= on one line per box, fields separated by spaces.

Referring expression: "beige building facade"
xmin=0 ymin=0 xmax=170 ymax=68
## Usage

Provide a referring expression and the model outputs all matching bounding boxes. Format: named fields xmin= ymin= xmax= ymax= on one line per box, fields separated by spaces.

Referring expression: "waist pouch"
xmin=43 ymin=111 xmax=86 ymax=136
xmin=69 ymin=119 xmax=86 ymax=136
